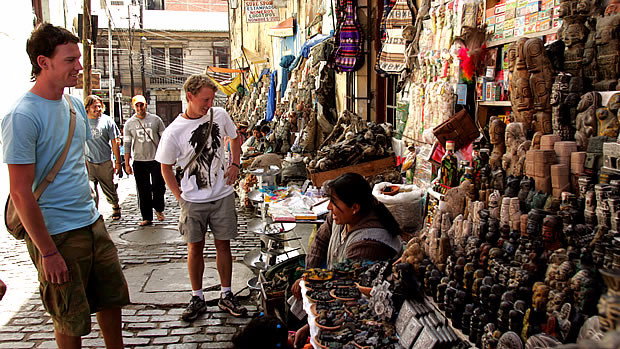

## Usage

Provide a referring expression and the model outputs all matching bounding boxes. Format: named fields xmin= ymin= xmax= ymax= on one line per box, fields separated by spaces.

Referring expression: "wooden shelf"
xmin=478 ymin=100 xmax=511 ymax=107
xmin=487 ymin=27 xmax=560 ymax=48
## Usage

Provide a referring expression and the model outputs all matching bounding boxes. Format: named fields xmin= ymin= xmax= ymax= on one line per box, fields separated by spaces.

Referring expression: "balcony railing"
xmin=149 ymin=75 xmax=188 ymax=86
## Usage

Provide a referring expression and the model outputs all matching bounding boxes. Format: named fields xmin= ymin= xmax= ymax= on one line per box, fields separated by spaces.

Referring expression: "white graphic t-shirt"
xmin=155 ymin=107 xmax=238 ymax=203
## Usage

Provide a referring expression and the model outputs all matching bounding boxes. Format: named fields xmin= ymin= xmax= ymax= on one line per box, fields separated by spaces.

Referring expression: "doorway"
xmin=156 ymin=101 xmax=183 ymax=126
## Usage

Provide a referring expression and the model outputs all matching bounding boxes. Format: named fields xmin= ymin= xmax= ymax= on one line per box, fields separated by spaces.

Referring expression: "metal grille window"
xmin=147 ymin=0 xmax=164 ymax=10
xmin=385 ymin=75 xmax=398 ymax=125
xmin=213 ymin=46 xmax=229 ymax=68
xmin=169 ymin=48 xmax=183 ymax=75
xmin=151 ymin=47 xmax=166 ymax=75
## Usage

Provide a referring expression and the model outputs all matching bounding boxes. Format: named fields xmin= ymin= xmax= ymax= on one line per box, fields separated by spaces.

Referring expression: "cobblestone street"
xmin=0 ymin=174 xmax=283 ymax=348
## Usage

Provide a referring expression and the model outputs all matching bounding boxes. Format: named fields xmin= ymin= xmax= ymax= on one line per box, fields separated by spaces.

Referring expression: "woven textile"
xmin=377 ymin=0 xmax=413 ymax=74
xmin=332 ymin=0 xmax=364 ymax=72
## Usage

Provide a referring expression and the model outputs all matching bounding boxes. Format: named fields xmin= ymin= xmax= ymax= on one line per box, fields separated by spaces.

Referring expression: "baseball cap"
xmin=132 ymin=95 xmax=147 ymax=106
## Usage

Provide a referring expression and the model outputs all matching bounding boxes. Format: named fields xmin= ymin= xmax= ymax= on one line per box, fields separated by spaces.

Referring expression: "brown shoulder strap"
xmin=32 ymin=94 xmax=76 ymax=199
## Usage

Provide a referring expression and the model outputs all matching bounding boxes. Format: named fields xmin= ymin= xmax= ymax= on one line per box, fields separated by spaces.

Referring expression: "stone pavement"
xmin=0 ymin=175 xmax=312 ymax=348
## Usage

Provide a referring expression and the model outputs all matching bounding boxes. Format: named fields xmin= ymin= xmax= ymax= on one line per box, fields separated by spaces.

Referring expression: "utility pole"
xmin=83 ymin=0 xmax=92 ymax=96
xmin=128 ymin=5 xmax=135 ymax=97
xmin=139 ymin=0 xmax=147 ymax=94
xmin=108 ymin=17 xmax=115 ymax=121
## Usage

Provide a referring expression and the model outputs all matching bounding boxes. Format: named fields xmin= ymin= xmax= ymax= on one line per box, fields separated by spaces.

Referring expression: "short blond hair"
xmin=184 ymin=74 xmax=217 ymax=96
xmin=84 ymin=95 xmax=105 ymax=113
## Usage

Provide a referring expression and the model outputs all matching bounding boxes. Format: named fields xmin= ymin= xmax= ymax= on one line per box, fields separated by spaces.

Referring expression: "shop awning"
xmin=269 ymin=17 xmax=296 ymax=37
xmin=232 ymin=46 xmax=269 ymax=64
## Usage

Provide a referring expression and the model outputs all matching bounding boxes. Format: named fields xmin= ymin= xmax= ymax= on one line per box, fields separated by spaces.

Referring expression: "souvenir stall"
xmin=371 ymin=0 xmax=620 ymax=344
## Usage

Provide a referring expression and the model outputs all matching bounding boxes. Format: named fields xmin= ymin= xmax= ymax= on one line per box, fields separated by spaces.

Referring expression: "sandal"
xmin=155 ymin=211 xmax=165 ymax=221
xmin=139 ymin=220 xmax=152 ymax=226
xmin=112 ymin=206 xmax=121 ymax=220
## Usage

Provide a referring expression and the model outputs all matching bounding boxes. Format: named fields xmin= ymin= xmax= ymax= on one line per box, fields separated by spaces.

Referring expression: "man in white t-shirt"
xmin=155 ymin=74 xmax=246 ymax=321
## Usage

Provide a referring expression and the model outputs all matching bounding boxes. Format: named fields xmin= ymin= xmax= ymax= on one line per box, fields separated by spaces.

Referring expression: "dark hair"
xmin=323 ymin=173 xmax=401 ymax=236
xmin=26 ymin=23 xmax=80 ymax=81
xmin=260 ymin=125 xmax=271 ymax=134
xmin=232 ymin=315 xmax=289 ymax=349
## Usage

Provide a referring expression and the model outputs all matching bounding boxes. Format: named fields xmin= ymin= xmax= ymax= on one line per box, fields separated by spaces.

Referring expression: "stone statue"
xmin=562 ymin=19 xmax=588 ymax=77
xmin=594 ymin=12 xmax=620 ymax=90
xmin=503 ymin=122 xmax=529 ymax=177
xmin=490 ymin=116 xmax=507 ymax=169
xmin=575 ymin=91 xmax=601 ymax=150
xmin=599 ymin=93 xmax=620 ymax=138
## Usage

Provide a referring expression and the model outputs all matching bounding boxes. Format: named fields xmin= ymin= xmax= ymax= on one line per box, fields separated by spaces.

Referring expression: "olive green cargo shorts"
xmin=25 ymin=216 xmax=130 ymax=336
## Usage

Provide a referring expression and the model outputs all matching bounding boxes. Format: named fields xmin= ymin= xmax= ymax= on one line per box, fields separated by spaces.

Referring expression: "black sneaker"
xmin=181 ymin=296 xmax=207 ymax=322
xmin=218 ymin=291 xmax=247 ymax=317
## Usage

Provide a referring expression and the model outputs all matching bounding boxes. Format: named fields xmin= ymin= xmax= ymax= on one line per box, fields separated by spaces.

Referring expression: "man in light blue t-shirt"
xmin=1 ymin=23 xmax=128 ymax=348
xmin=84 ymin=94 xmax=122 ymax=219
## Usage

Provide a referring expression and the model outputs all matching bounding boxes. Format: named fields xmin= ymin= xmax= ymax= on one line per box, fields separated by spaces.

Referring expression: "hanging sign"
xmin=245 ymin=0 xmax=280 ymax=23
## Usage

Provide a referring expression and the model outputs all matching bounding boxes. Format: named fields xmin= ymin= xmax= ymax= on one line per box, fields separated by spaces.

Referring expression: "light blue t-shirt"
xmin=85 ymin=114 xmax=121 ymax=164
xmin=1 ymin=92 xmax=99 ymax=236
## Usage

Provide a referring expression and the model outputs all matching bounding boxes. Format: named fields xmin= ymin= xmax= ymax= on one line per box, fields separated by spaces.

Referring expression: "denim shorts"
xmin=25 ymin=216 xmax=130 ymax=336
xmin=178 ymin=193 xmax=238 ymax=243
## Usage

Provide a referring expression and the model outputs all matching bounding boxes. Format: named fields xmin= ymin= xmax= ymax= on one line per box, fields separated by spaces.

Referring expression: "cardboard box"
xmin=515 ymin=26 xmax=525 ymax=36
xmin=504 ymin=17 xmax=515 ymax=29
xmin=526 ymin=0 xmax=541 ymax=14
xmin=516 ymin=15 xmax=526 ymax=27
xmin=506 ymin=0 xmax=517 ymax=10
xmin=476 ymin=77 xmax=486 ymax=101
xmin=539 ymin=8 xmax=552 ymax=19
xmin=505 ymin=8 xmax=516 ymax=18
xmin=526 ymin=22 xmax=537 ymax=33
xmin=553 ymin=6 xmax=560 ymax=17
xmin=539 ymin=18 xmax=551 ymax=31
xmin=553 ymin=17 xmax=562 ymax=28
xmin=496 ymin=13 xmax=506 ymax=23
xmin=504 ymin=28 xmax=515 ymax=38
xmin=487 ymin=15 xmax=496 ymax=25
xmin=487 ymin=24 xmax=496 ymax=35
xmin=541 ymin=0 xmax=554 ymax=10
xmin=487 ymin=7 xmax=497 ymax=18
xmin=486 ymin=82 xmax=495 ymax=101
xmin=517 ymin=5 xmax=529 ymax=16
xmin=526 ymin=12 xmax=539 ymax=25
xmin=495 ymin=22 xmax=505 ymax=33
xmin=495 ymin=3 xmax=507 ymax=14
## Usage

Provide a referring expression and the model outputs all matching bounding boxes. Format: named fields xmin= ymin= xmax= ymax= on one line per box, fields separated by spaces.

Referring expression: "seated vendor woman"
xmin=290 ymin=172 xmax=403 ymax=348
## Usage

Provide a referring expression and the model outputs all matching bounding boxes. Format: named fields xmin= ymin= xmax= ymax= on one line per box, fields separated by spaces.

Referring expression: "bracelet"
xmin=231 ymin=163 xmax=241 ymax=169
xmin=42 ymin=250 xmax=58 ymax=258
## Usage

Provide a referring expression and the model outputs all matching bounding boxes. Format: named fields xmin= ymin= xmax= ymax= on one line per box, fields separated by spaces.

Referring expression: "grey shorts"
xmin=178 ymin=193 xmax=238 ymax=243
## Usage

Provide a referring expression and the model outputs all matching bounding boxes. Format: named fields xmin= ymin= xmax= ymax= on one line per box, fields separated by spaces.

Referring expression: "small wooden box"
xmin=308 ymin=156 xmax=397 ymax=187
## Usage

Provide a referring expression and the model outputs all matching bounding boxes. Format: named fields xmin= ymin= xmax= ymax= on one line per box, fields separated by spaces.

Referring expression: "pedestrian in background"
xmin=123 ymin=95 xmax=166 ymax=226
xmin=2 ymin=23 xmax=129 ymax=348
xmin=84 ymin=94 xmax=122 ymax=220
xmin=156 ymin=74 xmax=246 ymax=321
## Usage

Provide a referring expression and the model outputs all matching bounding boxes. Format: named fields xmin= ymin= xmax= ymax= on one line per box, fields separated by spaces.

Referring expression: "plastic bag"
xmin=372 ymin=182 xmax=424 ymax=233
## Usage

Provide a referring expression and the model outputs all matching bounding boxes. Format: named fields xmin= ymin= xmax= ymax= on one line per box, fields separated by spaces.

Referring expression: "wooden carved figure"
xmin=490 ymin=116 xmax=507 ymax=169
xmin=575 ymin=91 xmax=601 ymax=150
xmin=511 ymin=38 xmax=534 ymax=128
xmin=525 ymin=38 xmax=554 ymax=134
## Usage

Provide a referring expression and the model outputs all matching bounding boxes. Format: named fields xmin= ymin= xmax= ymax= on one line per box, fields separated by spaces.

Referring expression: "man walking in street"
xmin=2 ymin=23 xmax=129 ymax=348
xmin=123 ymin=94 xmax=166 ymax=226
xmin=84 ymin=94 xmax=122 ymax=219
xmin=156 ymin=74 xmax=247 ymax=320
